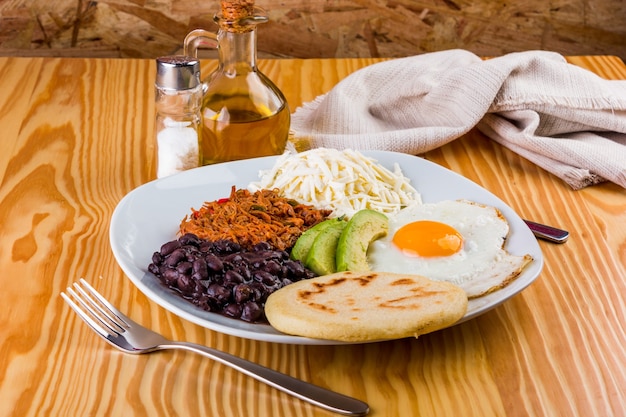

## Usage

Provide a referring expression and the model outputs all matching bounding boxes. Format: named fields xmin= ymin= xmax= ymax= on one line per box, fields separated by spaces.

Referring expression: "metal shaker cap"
xmin=156 ymin=55 xmax=201 ymax=90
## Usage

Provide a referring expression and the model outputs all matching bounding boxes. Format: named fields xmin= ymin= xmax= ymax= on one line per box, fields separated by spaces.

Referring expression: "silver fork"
xmin=61 ymin=279 xmax=369 ymax=416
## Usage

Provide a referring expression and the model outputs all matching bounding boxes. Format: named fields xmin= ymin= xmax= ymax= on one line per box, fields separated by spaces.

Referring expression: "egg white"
xmin=368 ymin=200 xmax=532 ymax=298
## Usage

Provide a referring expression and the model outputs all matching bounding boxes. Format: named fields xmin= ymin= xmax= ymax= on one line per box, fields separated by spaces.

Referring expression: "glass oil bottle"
xmin=184 ymin=0 xmax=290 ymax=165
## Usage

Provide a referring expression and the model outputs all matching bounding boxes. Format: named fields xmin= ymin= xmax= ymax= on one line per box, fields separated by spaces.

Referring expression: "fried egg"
xmin=368 ymin=200 xmax=532 ymax=298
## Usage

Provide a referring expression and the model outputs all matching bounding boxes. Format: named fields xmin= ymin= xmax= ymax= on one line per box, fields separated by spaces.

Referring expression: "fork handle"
xmin=161 ymin=341 xmax=369 ymax=416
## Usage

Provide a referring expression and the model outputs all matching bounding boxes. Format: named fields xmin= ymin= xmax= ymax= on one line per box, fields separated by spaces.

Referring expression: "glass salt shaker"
xmin=155 ymin=55 xmax=203 ymax=178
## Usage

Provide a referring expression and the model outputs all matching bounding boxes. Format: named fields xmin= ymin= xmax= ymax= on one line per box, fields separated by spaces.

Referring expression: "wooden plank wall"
xmin=0 ymin=0 xmax=625 ymax=60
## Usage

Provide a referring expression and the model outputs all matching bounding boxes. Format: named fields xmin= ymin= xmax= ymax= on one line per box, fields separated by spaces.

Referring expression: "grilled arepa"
xmin=265 ymin=271 xmax=468 ymax=342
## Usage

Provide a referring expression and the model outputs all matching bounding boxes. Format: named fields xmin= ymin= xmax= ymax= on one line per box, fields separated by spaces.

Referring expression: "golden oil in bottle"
xmin=201 ymin=94 xmax=290 ymax=164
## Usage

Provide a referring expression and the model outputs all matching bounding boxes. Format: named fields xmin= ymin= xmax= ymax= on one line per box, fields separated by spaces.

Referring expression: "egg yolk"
xmin=392 ymin=220 xmax=463 ymax=257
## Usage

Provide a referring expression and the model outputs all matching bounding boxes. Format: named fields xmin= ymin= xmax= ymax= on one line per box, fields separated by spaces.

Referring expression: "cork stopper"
xmin=221 ymin=0 xmax=255 ymax=20
xmin=216 ymin=0 xmax=267 ymax=32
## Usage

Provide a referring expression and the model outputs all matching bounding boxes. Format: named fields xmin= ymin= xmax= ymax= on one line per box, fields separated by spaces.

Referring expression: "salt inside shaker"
xmin=155 ymin=55 xmax=202 ymax=178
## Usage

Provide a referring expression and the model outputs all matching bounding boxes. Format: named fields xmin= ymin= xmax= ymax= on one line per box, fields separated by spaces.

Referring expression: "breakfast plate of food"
xmin=110 ymin=149 xmax=543 ymax=345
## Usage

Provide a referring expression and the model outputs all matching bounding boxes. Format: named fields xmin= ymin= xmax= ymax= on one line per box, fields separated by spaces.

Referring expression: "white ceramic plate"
xmin=110 ymin=151 xmax=543 ymax=345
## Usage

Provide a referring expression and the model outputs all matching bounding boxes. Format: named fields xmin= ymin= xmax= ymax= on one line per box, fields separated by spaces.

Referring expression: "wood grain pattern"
xmin=0 ymin=1 xmax=625 ymax=60
xmin=0 ymin=55 xmax=625 ymax=417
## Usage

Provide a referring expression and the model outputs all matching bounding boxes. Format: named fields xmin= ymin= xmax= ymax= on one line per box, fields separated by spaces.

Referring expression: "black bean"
xmin=223 ymin=303 xmax=242 ymax=318
xmin=165 ymin=248 xmax=186 ymax=267
xmin=257 ymin=250 xmax=282 ymax=262
xmin=253 ymin=241 xmax=271 ymax=251
xmin=253 ymin=271 xmax=277 ymax=287
xmin=176 ymin=261 xmax=193 ymax=274
xmin=214 ymin=239 xmax=241 ymax=253
xmin=233 ymin=283 xmax=252 ymax=303
xmin=224 ymin=270 xmax=244 ymax=285
xmin=148 ymin=263 xmax=160 ymax=275
xmin=204 ymin=254 xmax=223 ymax=272
xmin=179 ymin=233 xmax=201 ymax=246
xmin=207 ymin=284 xmax=230 ymax=304
xmin=234 ymin=266 xmax=252 ymax=282
xmin=223 ymin=253 xmax=243 ymax=265
xmin=248 ymin=282 xmax=266 ymax=302
xmin=152 ymin=252 xmax=163 ymax=264
xmin=194 ymin=296 xmax=212 ymax=312
xmin=241 ymin=253 xmax=263 ymax=268
xmin=184 ymin=248 xmax=201 ymax=262
xmin=160 ymin=240 xmax=181 ymax=256
xmin=162 ymin=268 xmax=179 ymax=285
xmin=192 ymin=258 xmax=208 ymax=279
xmin=199 ymin=241 xmax=214 ymax=253
xmin=241 ymin=302 xmax=262 ymax=322
xmin=284 ymin=260 xmax=306 ymax=277
xmin=177 ymin=275 xmax=195 ymax=294
xmin=263 ymin=260 xmax=282 ymax=275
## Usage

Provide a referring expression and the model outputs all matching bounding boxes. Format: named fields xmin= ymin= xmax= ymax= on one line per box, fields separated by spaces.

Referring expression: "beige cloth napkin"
xmin=291 ymin=50 xmax=626 ymax=190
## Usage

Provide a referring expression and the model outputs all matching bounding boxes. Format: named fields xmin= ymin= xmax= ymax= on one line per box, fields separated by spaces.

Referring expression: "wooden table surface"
xmin=0 ymin=54 xmax=624 ymax=417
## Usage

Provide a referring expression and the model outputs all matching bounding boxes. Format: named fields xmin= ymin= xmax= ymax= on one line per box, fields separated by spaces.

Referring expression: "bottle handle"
xmin=184 ymin=29 xmax=219 ymax=58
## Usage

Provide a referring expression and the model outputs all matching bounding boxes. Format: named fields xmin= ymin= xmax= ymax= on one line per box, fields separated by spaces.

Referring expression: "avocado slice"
xmin=291 ymin=219 xmax=339 ymax=262
xmin=336 ymin=210 xmax=389 ymax=272
xmin=305 ymin=220 xmax=347 ymax=276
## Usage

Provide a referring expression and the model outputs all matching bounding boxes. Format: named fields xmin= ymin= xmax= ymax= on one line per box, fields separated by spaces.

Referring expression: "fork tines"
xmin=61 ymin=279 xmax=128 ymax=338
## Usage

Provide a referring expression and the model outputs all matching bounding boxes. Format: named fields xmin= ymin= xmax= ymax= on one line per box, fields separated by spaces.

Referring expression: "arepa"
xmin=265 ymin=271 xmax=468 ymax=342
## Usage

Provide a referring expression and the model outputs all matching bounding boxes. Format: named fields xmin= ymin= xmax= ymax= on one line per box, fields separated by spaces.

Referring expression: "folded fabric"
xmin=290 ymin=49 xmax=626 ymax=190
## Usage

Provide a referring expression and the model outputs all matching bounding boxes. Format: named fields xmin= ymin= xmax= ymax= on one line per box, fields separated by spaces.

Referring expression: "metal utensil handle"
xmin=524 ymin=220 xmax=569 ymax=243
xmin=167 ymin=341 xmax=370 ymax=416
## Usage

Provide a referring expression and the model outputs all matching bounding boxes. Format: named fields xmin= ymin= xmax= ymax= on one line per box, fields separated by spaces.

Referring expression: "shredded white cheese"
xmin=248 ymin=148 xmax=421 ymax=218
